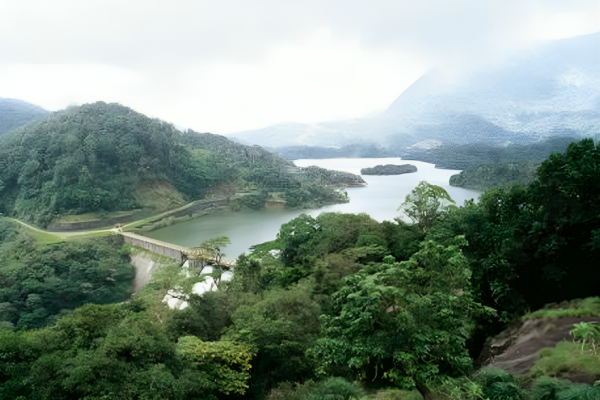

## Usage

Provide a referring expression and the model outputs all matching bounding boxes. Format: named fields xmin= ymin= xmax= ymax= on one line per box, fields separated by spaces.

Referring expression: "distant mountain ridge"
xmin=0 ymin=98 xmax=49 ymax=135
xmin=229 ymin=32 xmax=600 ymax=150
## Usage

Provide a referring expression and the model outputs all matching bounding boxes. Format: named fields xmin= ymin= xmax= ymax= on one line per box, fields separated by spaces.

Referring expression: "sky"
xmin=1 ymin=0 xmax=599 ymax=134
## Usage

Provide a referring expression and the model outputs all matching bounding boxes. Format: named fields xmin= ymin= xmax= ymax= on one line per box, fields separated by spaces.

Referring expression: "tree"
xmin=194 ymin=236 xmax=231 ymax=266
xmin=228 ymin=285 xmax=322 ymax=397
xmin=399 ymin=181 xmax=456 ymax=232
xmin=311 ymin=237 xmax=495 ymax=400
xmin=176 ymin=336 xmax=252 ymax=395
xmin=429 ymin=138 xmax=600 ymax=317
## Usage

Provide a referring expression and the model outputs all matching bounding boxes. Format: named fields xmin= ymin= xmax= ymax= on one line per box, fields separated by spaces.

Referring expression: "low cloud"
xmin=1 ymin=0 xmax=598 ymax=133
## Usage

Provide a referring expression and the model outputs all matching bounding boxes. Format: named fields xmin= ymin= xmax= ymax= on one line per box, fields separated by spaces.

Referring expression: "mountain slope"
xmin=0 ymin=102 xmax=359 ymax=226
xmin=0 ymin=98 xmax=49 ymax=135
xmin=229 ymin=32 xmax=600 ymax=150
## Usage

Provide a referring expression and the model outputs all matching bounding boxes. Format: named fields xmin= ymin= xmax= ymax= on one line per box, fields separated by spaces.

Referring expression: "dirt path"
xmin=8 ymin=217 xmax=116 ymax=240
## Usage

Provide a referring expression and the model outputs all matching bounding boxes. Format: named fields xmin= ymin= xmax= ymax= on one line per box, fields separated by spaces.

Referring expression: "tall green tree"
xmin=311 ymin=237 xmax=494 ymax=400
xmin=430 ymin=138 xmax=600 ymax=317
xmin=400 ymin=181 xmax=456 ymax=232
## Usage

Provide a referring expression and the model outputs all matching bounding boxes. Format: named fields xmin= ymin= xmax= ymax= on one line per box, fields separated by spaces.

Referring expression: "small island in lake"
xmin=360 ymin=164 xmax=418 ymax=175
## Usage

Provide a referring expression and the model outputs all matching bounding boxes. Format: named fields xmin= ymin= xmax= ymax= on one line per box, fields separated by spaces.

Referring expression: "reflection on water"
xmin=145 ymin=158 xmax=481 ymax=259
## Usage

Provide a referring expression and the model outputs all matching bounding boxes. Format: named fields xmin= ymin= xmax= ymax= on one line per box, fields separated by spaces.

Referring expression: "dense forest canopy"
xmin=0 ymin=138 xmax=599 ymax=399
xmin=0 ymin=218 xmax=133 ymax=329
xmin=449 ymin=160 xmax=540 ymax=190
xmin=0 ymin=102 xmax=356 ymax=227
xmin=402 ymin=136 xmax=577 ymax=169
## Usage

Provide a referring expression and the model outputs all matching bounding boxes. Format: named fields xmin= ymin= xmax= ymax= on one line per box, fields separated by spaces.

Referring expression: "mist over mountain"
xmin=0 ymin=98 xmax=49 ymax=136
xmin=229 ymin=32 xmax=600 ymax=150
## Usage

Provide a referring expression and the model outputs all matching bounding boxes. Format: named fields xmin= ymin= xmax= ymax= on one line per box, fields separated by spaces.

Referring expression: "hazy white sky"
xmin=1 ymin=0 xmax=599 ymax=134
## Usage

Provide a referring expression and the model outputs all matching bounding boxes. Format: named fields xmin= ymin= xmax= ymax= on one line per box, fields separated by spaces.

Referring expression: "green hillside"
xmin=449 ymin=160 xmax=540 ymax=190
xmin=0 ymin=98 xmax=49 ymax=136
xmin=402 ymin=136 xmax=576 ymax=169
xmin=0 ymin=102 xmax=357 ymax=227
xmin=1 ymin=138 xmax=599 ymax=399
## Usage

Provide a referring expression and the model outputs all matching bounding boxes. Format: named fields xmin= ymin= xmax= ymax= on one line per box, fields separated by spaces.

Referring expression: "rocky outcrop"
xmin=361 ymin=164 xmax=418 ymax=175
xmin=479 ymin=316 xmax=600 ymax=377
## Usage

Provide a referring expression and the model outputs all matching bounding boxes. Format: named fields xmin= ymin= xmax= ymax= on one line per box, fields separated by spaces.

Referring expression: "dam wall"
xmin=122 ymin=232 xmax=187 ymax=263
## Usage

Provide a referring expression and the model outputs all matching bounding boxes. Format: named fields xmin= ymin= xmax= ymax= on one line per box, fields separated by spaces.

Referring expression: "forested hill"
xmin=0 ymin=98 xmax=49 ymax=136
xmin=0 ymin=102 xmax=356 ymax=227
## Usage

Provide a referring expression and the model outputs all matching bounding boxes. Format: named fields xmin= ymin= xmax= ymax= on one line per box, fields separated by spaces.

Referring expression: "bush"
xmin=531 ymin=376 xmax=600 ymax=400
xmin=523 ymin=298 xmax=600 ymax=321
xmin=475 ymin=368 xmax=526 ymax=400
xmin=375 ymin=389 xmax=423 ymax=400
xmin=0 ymin=220 xmax=134 ymax=328
xmin=235 ymin=191 xmax=269 ymax=210
xmin=531 ymin=342 xmax=600 ymax=378
xmin=266 ymin=378 xmax=363 ymax=400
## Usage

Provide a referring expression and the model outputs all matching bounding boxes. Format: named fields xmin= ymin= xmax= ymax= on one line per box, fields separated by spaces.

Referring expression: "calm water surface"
xmin=146 ymin=158 xmax=481 ymax=259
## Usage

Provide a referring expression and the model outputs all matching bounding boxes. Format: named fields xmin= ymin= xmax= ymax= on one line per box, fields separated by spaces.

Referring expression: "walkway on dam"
xmin=120 ymin=232 xmax=235 ymax=266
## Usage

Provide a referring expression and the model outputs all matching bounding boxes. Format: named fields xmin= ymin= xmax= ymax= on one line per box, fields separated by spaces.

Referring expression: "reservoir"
xmin=145 ymin=158 xmax=481 ymax=259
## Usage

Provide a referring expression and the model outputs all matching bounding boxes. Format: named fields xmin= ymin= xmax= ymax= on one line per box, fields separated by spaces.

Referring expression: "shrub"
xmin=266 ymin=378 xmax=363 ymax=400
xmin=531 ymin=342 xmax=600 ymax=377
xmin=531 ymin=376 xmax=600 ymax=400
xmin=475 ymin=368 xmax=526 ymax=400
xmin=523 ymin=298 xmax=600 ymax=321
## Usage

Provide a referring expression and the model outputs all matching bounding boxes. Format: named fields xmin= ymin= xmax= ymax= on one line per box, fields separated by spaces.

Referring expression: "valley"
xmin=1 ymin=15 xmax=599 ymax=398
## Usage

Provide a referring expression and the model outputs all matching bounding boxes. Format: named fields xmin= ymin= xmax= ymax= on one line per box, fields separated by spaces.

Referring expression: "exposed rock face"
xmin=480 ymin=316 xmax=600 ymax=379
xmin=361 ymin=164 xmax=417 ymax=175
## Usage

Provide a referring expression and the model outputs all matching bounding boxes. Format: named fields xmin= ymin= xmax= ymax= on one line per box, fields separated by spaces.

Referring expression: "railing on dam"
xmin=120 ymin=232 xmax=235 ymax=266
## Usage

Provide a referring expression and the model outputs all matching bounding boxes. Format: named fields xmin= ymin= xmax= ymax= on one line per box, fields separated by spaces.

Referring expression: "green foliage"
xmin=0 ymin=102 xmax=218 ymax=225
xmin=234 ymin=190 xmax=270 ymax=209
xmin=403 ymin=136 xmax=576 ymax=170
xmin=266 ymin=381 xmax=314 ymax=400
xmin=531 ymin=376 xmax=573 ymax=400
xmin=228 ymin=285 xmax=322 ymax=397
xmin=373 ymin=389 xmax=424 ymax=400
xmin=449 ymin=161 xmax=539 ymax=190
xmin=282 ymin=184 xmax=350 ymax=208
xmin=298 ymin=166 xmax=365 ymax=186
xmin=263 ymin=212 xmax=391 ymax=288
xmin=380 ymin=219 xmax=425 ymax=261
xmin=2 ymin=134 xmax=599 ymax=399
xmin=356 ymin=233 xmax=387 ymax=248
xmin=305 ymin=377 xmax=365 ymax=400
xmin=571 ymin=322 xmax=600 ymax=354
xmin=400 ymin=181 xmax=456 ymax=232
xmin=176 ymin=335 xmax=252 ymax=395
xmin=229 ymin=253 xmax=265 ymax=293
xmin=167 ymin=290 xmax=234 ymax=342
xmin=0 ymin=301 xmax=254 ymax=400
xmin=523 ymin=298 xmax=600 ymax=320
xmin=475 ymin=368 xmax=526 ymax=400
xmin=438 ymin=376 xmax=487 ymax=400
xmin=276 ymin=212 xmax=383 ymax=266
xmin=195 ymin=236 xmax=231 ymax=265
xmin=0 ymin=102 xmax=355 ymax=226
xmin=0 ymin=218 xmax=133 ymax=329
xmin=266 ymin=378 xmax=364 ymax=400
xmin=531 ymin=376 xmax=600 ymax=400
xmin=531 ymin=341 xmax=600 ymax=378
xmin=429 ymin=138 xmax=600 ymax=318
xmin=311 ymin=237 xmax=495 ymax=396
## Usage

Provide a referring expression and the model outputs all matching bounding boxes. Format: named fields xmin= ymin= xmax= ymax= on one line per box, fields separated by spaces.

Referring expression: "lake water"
xmin=146 ymin=158 xmax=481 ymax=259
